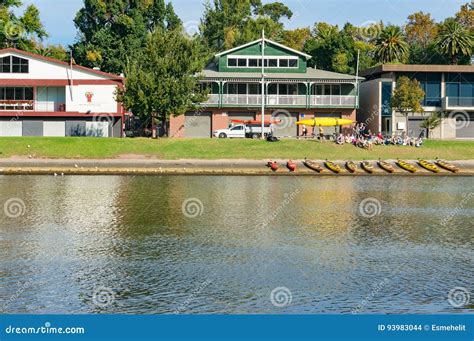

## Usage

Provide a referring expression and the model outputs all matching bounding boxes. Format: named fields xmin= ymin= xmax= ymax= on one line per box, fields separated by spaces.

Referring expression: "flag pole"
xmin=261 ymin=29 xmax=265 ymax=140
xmin=69 ymin=50 xmax=74 ymax=101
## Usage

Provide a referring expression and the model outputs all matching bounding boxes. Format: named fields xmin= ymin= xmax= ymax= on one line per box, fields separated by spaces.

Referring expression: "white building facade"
xmin=0 ymin=48 xmax=124 ymax=137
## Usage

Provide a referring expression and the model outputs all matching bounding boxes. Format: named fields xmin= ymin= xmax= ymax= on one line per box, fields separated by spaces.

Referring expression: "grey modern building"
xmin=359 ymin=64 xmax=474 ymax=139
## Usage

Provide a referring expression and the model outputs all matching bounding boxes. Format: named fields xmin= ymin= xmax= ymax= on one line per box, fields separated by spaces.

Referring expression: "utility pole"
xmin=261 ymin=29 xmax=265 ymax=140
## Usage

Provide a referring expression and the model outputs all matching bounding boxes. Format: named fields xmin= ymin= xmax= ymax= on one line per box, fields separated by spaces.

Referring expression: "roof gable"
xmin=0 ymin=48 xmax=123 ymax=81
xmin=215 ymin=39 xmax=311 ymax=60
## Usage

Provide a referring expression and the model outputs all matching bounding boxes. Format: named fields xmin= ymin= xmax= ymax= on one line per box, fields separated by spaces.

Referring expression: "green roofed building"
xmin=169 ymin=38 xmax=363 ymax=138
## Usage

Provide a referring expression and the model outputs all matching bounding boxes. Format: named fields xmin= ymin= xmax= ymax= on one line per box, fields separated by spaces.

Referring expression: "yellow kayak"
xmin=296 ymin=118 xmax=353 ymax=127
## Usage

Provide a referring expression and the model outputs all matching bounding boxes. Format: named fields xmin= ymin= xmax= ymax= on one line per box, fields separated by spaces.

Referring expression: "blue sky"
xmin=18 ymin=0 xmax=467 ymax=46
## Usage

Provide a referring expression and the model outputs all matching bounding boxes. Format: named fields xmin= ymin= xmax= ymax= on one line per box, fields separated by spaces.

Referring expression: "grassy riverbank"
xmin=0 ymin=137 xmax=473 ymax=160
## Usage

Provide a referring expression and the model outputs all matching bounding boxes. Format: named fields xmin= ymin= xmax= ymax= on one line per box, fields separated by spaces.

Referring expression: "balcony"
xmin=202 ymin=94 xmax=357 ymax=108
xmin=443 ymin=97 xmax=474 ymax=110
xmin=0 ymin=100 xmax=66 ymax=112
xmin=310 ymin=95 xmax=357 ymax=107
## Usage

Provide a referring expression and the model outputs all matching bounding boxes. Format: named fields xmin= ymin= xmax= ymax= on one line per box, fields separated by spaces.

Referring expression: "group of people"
xmin=334 ymin=122 xmax=424 ymax=149
xmin=300 ymin=122 xmax=424 ymax=149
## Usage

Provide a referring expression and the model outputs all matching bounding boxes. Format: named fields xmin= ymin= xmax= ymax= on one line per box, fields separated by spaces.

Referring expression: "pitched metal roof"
xmin=201 ymin=62 xmax=363 ymax=81
xmin=215 ymin=38 xmax=312 ymax=60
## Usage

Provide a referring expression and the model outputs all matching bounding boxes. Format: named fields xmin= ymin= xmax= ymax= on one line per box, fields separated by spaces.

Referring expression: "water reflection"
xmin=1 ymin=175 xmax=473 ymax=314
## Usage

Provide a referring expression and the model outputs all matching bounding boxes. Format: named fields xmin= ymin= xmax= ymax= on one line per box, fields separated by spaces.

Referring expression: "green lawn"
xmin=0 ymin=137 xmax=473 ymax=160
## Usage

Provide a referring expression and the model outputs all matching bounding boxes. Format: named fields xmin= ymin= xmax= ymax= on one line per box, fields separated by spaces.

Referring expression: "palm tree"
xmin=373 ymin=26 xmax=409 ymax=64
xmin=420 ymin=112 xmax=442 ymax=138
xmin=435 ymin=20 xmax=473 ymax=64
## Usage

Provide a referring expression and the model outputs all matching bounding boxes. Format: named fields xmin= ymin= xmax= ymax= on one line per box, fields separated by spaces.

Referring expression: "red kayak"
xmin=267 ymin=161 xmax=279 ymax=171
xmin=232 ymin=119 xmax=281 ymax=125
xmin=287 ymin=160 xmax=297 ymax=172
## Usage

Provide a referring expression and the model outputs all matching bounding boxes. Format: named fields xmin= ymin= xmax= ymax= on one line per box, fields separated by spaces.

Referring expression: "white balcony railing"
xmin=222 ymin=94 xmax=263 ymax=105
xmin=202 ymin=94 xmax=220 ymax=105
xmin=310 ymin=95 xmax=357 ymax=107
xmin=0 ymin=100 xmax=66 ymax=112
xmin=267 ymin=95 xmax=306 ymax=106
xmin=202 ymin=94 xmax=358 ymax=107
xmin=444 ymin=97 xmax=474 ymax=109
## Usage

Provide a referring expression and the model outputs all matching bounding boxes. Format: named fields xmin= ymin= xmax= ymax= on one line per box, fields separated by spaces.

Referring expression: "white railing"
xmin=222 ymin=94 xmax=263 ymax=105
xmin=0 ymin=101 xmax=66 ymax=112
xmin=267 ymin=95 xmax=306 ymax=106
xmin=201 ymin=94 xmax=358 ymax=107
xmin=310 ymin=95 xmax=357 ymax=107
xmin=444 ymin=97 xmax=474 ymax=109
xmin=202 ymin=94 xmax=220 ymax=105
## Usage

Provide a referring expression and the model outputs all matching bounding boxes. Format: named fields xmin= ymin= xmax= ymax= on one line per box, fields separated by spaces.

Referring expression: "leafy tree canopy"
xmin=0 ymin=0 xmax=47 ymax=50
xmin=73 ymin=0 xmax=181 ymax=74
xmin=117 ymin=27 xmax=209 ymax=134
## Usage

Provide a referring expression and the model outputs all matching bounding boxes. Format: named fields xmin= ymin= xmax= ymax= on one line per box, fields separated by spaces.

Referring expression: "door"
xmin=86 ymin=121 xmax=109 ymax=137
xmin=184 ymin=111 xmax=211 ymax=138
xmin=228 ymin=125 xmax=245 ymax=138
xmin=456 ymin=113 xmax=474 ymax=138
xmin=0 ymin=120 xmax=22 ymax=136
xmin=407 ymin=118 xmax=427 ymax=138
xmin=382 ymin=117 xmax=391 ymax=135
xmin=43 ymin=121 xmax=66 ymax=137
xmin=22 ymin=120 xmax=43 ymax=136
xmin=272 ymin=111 xmax=299 ymax=137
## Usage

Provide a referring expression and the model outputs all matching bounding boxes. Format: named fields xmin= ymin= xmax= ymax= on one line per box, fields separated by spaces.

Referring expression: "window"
xmin=0 ymin=87 xmax=34 ymax=110
xmin=331 ymin=85 xmax=341 ymax=96
xmin=227 ymin=56 xmax=299 ymax=68
xmin=231 ymin=125 xmax=243 ymax=131
xmin=0 ymin=56 xmax=29 ymax=73
xmin=248 ymin=59 xmax=259 ymax=67
xmin=268 ymin=59 xmax=278 ymax=67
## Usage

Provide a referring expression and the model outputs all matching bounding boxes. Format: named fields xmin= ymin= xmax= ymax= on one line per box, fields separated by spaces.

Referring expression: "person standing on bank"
xmin=302 ymin=125 xmax=307 ymax=137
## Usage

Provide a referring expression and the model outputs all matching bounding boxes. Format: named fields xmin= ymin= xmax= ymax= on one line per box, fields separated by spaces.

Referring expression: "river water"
xmin=1 ymin=175 xmax=473 ymax=314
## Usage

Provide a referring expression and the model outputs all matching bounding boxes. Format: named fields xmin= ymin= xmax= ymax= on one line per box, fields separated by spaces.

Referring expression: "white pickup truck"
xmin=213 ymin=123 xmax=273 ymax=139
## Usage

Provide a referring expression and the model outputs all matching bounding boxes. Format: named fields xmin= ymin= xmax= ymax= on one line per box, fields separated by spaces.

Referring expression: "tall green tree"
xmin=200 ymin=0 xmax=292 ymax=51
xmin=0 ymin=0 xmax=47 ymax=50
xmin=304 ymin=23 xmax=368 ymax=74
xmin=455 ymin=2 xmax=474 ymax=32
xmin=373 ymin=25 xmax=409 ymax=64
xmin=73 ymin=0 xmax=181 ymax=74
xmin=116 ymin=27 xmax=208 ymax=136
xmin=435 ymin=19 xmax=473 ymax=64
xmin=391 ymin=76 xmax=425 ymax=135
xmin=405 ymin=11 xmax=439 ymax=64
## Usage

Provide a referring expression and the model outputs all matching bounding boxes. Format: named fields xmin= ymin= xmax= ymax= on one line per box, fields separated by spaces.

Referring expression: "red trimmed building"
xmin=0 ymin=48 xmax=124 ymax=137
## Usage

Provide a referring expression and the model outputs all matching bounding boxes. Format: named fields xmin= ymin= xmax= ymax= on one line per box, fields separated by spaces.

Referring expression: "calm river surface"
xmin=1 ymin=175 xmax=473 ymax=314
